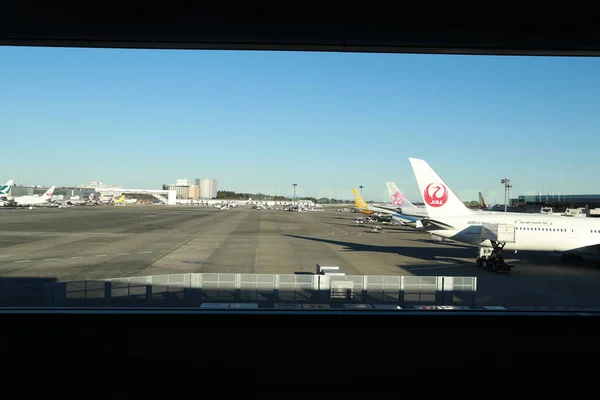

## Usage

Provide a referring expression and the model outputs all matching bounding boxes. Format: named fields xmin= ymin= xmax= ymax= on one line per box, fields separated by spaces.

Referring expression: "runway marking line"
xmin=6 ymin=246 xmax=214 ymax=264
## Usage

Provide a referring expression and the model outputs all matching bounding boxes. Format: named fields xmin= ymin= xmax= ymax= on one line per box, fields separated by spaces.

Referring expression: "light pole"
xmin=293 ymin=183 xmax=297 ymax=205
xmin=501 ymin=178 xmax=512 ymax=212
xmin=359 ymin=185 xmax=364 ymax=196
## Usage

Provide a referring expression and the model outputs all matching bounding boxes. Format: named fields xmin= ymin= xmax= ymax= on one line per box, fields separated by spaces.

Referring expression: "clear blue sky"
xmin=1 ymin=46 xmax=599 ymax=203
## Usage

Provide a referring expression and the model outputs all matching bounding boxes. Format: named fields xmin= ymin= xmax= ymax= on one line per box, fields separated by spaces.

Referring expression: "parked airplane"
xmin=218 ymin=198 xmax=253 ymax=209
xmin=65 ymin=193 xmax=95 ymax=206
xmin=94 ymin=194 xmax=116 ymax=205
xmin=351 ymin=189 xmax=398 ymax=219
xmin=408 ymin=158 xmax=600 ymax=272
xmin=355 ymin=182 xmax=499 ymax=228
xmin=388 ymin=182 xmax=535 ymax=227
xmin=386 ymin=182 xmax=428 ymax=219
xmin=13 ymin=186 xmax=56 ymax=207
xmin=113 ymin=195 xmax=126 ymax=205
xmin=0 ymin=180 xmax=13 ymax=197
xmin=351 ymin=186 xmax=432 ymax=226
xmin=387 ymin=183 xmax=488 ymax=221
xmin=478 ymin=192 xmax=488 ymax=210
xmin=0 ymin=180 xmax=15 ymax=206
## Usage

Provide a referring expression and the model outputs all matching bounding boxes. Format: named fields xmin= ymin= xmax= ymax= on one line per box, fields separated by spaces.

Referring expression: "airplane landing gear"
xmin=475 ymin=241 xmax=513 ymax=273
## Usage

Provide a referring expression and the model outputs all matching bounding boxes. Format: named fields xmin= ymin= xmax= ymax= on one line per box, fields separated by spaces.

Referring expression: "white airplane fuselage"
xmin=404 ymin=157 xmax=600 ymax=260
xmin=14 ymin=197 xmax=53 ymax=206
xmin=425 ymin=212 xmax=600 ymax=254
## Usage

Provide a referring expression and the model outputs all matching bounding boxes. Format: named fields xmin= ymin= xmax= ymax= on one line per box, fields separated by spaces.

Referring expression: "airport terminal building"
xmin=9 ymin=185 xmax=95 ymax=198
xmin=514 ymin=194 xmax=600 ymax=212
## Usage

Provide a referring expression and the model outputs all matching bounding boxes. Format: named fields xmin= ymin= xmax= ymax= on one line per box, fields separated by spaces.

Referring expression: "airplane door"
xmin=496 ymin=224 xmax=516 ymax=243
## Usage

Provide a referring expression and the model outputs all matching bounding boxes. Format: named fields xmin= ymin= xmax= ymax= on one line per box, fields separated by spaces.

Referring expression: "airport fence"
xmin=29 ymin=273 xmax=477 ymax=308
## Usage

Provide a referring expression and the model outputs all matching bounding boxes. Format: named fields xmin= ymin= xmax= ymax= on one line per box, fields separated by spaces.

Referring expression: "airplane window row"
xmin=517 ymin=227 xmax=566 ymax=232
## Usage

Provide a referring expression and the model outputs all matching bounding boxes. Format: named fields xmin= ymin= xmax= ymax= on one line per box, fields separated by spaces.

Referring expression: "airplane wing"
xmin=417 ymin=220 xmax=518 ymax=244
xmin=420 ymin=218 xmax=456 ymax=230
xmin=391 ymin=213 xmax=422 ymax=223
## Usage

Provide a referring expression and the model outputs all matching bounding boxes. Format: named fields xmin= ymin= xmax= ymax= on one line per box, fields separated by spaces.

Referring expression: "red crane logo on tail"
xmin=423 ymin=182 xmax=448 ymax=207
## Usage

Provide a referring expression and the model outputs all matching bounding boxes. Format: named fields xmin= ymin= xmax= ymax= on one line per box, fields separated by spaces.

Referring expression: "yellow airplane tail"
xmin=352 ymin=188 xmax=372 ymax=215
xmin=114 ymin=195 xmax=126 ymax=204
xmin=478 ymin=192 xmax=488 ymax=210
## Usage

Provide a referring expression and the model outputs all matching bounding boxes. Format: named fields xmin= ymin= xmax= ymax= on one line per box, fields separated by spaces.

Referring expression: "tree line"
xmin=215 ymin=191 xmax=352 ymax=203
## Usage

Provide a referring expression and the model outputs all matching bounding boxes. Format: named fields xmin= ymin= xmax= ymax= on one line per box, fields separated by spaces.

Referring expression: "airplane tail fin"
xmin=408 ymin=158 xmax=473 ymax=218
xmin=0 ymin=180 xmax=14 ymax=195
xmin=478 ymin=192 xmax=488 ymax=210
xmin=43 ymin=186 xmax=56 ymax=199
xmin=352 ymin=188 xmax=370 ymax=212
xmin=385 ymin=182 xmax=416 ymax=208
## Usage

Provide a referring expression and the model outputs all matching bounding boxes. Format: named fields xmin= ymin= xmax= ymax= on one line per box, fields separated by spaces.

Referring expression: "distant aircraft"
xmin=113 ymin=195 xmax=126 ymax=205
xmin=386 ymin=182 xmax=505 ymax=225
xmin=385 ymin=182 xmax=428 ymax=219
xmin=478 ymin=192 xmax=488 ymax=210
xmin=0 ymin=180 xmax=13 ymax=197
xmin=0 ymin=180 xmax=15 ymax=206
xmin=225 ymin=198 xmax=252 ymax=208
xmin=66 ymin=193 xmax=95 ymax=206
xmin=13 ymin=186 xmax=56 ymax=207
xmin=351 ymin=189 xmax=399 ymax=218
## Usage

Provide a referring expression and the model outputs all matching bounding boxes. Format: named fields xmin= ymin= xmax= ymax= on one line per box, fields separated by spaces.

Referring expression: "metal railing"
xmin=25 ymin=273 xmax=476 ymax=308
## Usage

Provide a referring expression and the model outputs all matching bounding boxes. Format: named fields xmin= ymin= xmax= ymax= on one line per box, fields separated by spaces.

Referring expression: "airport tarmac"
xmin=1 ymin=205 xmax=600 ymax=308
